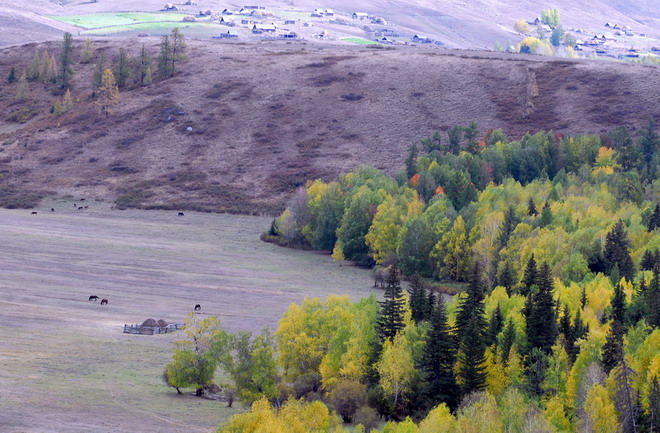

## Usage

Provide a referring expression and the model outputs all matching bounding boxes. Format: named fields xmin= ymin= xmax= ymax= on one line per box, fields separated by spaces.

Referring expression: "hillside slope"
xmin=0 ymin=40 xmax=659 ymax=213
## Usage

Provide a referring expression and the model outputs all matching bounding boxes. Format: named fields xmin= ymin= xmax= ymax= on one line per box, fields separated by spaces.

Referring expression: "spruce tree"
xmin=404 ymin=142 xmax=418 ymax=179
xmin=524 ymin=262 xmax=558 ymax=355
xmin=611 ymin=282 xmax=627 ymax=326
xmin=612 ymin=359 xmax=639 ymax=433
xmin=58 ymin=32 xmax=74 ymax=90
xmin=457 ymin=314 xmax=487 ymax=396
xmin=498 ymin=205 xmax=520 ymax=249
xmin=158 ymin=34 xmax=172 ymax=78
xmin=456 ymin=262 xmax=487 ymax=345
xmin=376 ymin=264 xmax=406 ymax=342
xmin=538 ymin=203 xmax=553 ymax=228
xmin=136 ymin=43 xmax=152 ymax=86
xmin=500 ymin=319 xmax=516 ymax=365
xmin=408 ymin=274 xmax=428 ymax=324
xmin=602 ymin=319 xmax=624 ymax=374
xmin=528 ymin=197 xmax=538 ymax=216
xmin=498 ymin=260 xmax=516 ymax=295
xmin=648 ymin=203 xmax=660 ymax=232
xmin=521 ymin=253 xmax=538 ymax=296
xmin=604 ymin=220 xmax=635 ymax=282
xmin=420 ymin=298 xmax=460 ymax=411
xmin=487 ymin=304 xmax=503 ymax=347
xmin=647 ymin=270 xmax=660 ymax=328
xmin=580 ymin=286 xmax=587 ymax=309
xmin=641 ymin=249 xmax=658 ymax=271
xmin=28 ymin=51 xmax=40 ymax=81
xmin=7 ymin=66 xmax=16 ymax=83
xmin=40 ymin=50 xmax=51 ymax=84
xmin=92 ymin=53 xmax=106 ymax=90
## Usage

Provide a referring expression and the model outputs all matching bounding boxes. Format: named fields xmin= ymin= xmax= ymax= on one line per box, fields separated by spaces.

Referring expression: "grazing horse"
xmin=178 ymin=212 xmax=185 ymax=216
xmin=51 ymin=208 xmax=55 ymax=212
xmin=78 ymin=207 xmax=83 ymax=210
xmin=89 ymin=295 xmax=99 ymax=302
xmin=194 ymin=304 xmax=201 ymax=311
xmin=31 ymin=211 xmax=37 ymax=215
xmin=100 ymin=299 xmax=108 ymax=305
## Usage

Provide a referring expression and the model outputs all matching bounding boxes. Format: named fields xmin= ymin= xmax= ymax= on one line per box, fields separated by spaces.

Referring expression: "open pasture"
xmin=49 ymin=12 xmax=189 ymax=29
xmin=0 ymin=200 xmax=376 ymax=432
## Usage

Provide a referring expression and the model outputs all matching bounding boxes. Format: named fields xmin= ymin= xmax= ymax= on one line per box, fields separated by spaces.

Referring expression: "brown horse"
xmin=100 ymin=299 xmax=108 ymax=305
xmin=194 ymin=304 xmax=201 ymax=311
xmin=89 ymin=295 xmax=99 ymax=301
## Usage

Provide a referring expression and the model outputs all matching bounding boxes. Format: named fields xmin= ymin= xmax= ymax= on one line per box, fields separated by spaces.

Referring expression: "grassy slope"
xmin=0 ymin=40 xmax=658 ymax=213
xmin=0 ymin=200 xmax=376 ymax=432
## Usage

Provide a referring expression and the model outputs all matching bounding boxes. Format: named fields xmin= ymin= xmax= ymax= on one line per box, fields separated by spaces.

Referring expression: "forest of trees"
xmin=164 ymin=122 xmax=660 ymax=432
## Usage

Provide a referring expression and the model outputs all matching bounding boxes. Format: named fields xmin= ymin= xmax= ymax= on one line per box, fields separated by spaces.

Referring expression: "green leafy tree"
xmin=165 ymin=313 xmax=230 ymax=396
xmin=438 ymin=215 xmax=471 ymax=281
xmin=541 ymin=8 xmax=561 ymax=27
xmin=514 ymin=18 xmax=530 ymax=35
xmin=224 ymin=330 xmax=278 ymax=404
xmin=58 ymin=32 xmax=75 ymax=90
xmin=397 ymin=216 xmax=434 ymax=276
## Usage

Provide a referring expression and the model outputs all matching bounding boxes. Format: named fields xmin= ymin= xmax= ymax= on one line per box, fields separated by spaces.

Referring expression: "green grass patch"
xmin=81 ymin=22 xmax=222 ymax=36
xmin=49 ymin=12 xmax=190 ymax=29
xmin=341 ymin=37 xmax=378 ymax=45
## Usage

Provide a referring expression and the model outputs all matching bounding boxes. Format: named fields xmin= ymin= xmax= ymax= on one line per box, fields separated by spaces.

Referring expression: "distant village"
xmin=156 ymin=2 xmax=658 ymax=62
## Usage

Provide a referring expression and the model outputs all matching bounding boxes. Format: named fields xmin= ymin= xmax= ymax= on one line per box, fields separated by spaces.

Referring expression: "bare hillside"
xmin=0 ymin=40 xmax=659 ymax=213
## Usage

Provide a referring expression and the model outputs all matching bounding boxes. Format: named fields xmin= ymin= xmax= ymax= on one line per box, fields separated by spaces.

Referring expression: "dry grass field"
xmin=0 ymin=200 xmax=376 ymax=432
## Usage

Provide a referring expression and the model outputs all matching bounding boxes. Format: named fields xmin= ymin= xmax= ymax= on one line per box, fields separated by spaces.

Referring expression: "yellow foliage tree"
xmin=514 ymin=18 xmax=530 ymax=34
xmin=95 ymin=68 xmax=119 ymax=118
xmin=378 ymin=332 xmax=415 ymax=407
xmin=418 ymin=404 xmax=456 ymax=433
xmin=582 ymin=384 xmax=620 ymax=433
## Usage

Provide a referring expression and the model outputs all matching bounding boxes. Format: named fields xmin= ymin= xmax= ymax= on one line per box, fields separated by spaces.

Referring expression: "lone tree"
xmin=58 ymin=32 xmax=75 ymax=90
xmin=158 ymin=28 xmax=187 ymax=78
xmin=95 ymin=69 xmax=119 ymax=118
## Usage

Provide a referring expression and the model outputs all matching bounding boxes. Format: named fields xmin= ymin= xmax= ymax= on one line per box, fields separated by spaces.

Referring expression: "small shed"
xmin=352 ymin=12 xmax=369 ymax=20
xmin=221 ymin=30 xmax=239 ymax=38
xmin=412 ymin=34 xmax=432 ymax=43
xmin=280 ymin=32 xmax=298 ymax=39
xmin=253 ymin=23 xmax=276 ymax=33
xmin=325 ymin=9 xmax=334 ymax=16
xmin=284 ymin=19 xmax=296 ymax=25
xmin=183 ymin=15 xmax=197 ymax=22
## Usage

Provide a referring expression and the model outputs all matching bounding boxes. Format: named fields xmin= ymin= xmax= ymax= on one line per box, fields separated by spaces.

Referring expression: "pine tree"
xmin=114 ymin=48 xmax=131 ymax=89
xmin=95 ymin=68 xmax=119 ymax=118
xmin=498 ymin=205 xmax=520 ymax=249
xmin=637 ymin=119 xmax=659 ymax=166
xmin=602 ymin=320 xmax=624 ymax=375
xmin=641 ymin=249 xmax=658 ymax=271
xmin=420 ymin=297 xmax=460 ymax=411
xmin=377 ymin=264 xmax=406 ymax=342
xmin=456 ymin=263 xmax=487 ymax=345
xmin=16 ymin=70 xmax=29 ymax=100
xmin=524 ymin=262 xmax=558 ymax=355
xmin=647 ymin=377 xmax=660 ymax=433
xmin=612 ymin=359 xmax=639 ymax=433
xmin=157 ymin=34 xmax=172 ymax=78
xmin=169 ymin=28 xmax=187 ymax=75
xmin=581 ymin=286 xmax=587 ymax=309
xmin=28 ymin=51 xmax=40 ymax=81
xmin=404 ymin=142 xmax=418 ymax=179
xmin=158 ymin=28 xmax=187 ymax=78
xmin=457 ymin=314 xmax=487 ymax=396
xmin=568 ymin=309 xmax=588 ymax=363
xmin=604 ymin=220 xmax=635 ymax=282
xmin=498 ymin=260 xmax=516 ymax=295
xmin=528 ymin=197 xmax=538 ymax=216
xmin=647 ymin=270 xmax=660 ymax=327
xmin=486 ymin=304 xmax=503 ymax=347
xmin=500 ymin=319 xmax=516 ymax=365
xmin=521 ymin=253 xmax=538 ymax=296
xmin=58 ymin=32 xmax=75 ymax=90
xmin=80 ymin=39 xmax=94 ymax=64
xmin=539 ymin=203 xmax=554 ymax=228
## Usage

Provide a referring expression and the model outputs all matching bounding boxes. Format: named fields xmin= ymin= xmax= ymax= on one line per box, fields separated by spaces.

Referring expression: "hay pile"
xmin=141 ymin=318 xmax=159 ymax=327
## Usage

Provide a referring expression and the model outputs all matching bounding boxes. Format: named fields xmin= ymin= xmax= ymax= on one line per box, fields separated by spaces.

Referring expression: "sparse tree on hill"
xmin=95 ymin=68 xmax=119 ymax=118
xmin=62 ymin=88 xmax=73 ymax=113
xmin=16 ymin=69 xmax=29 ymax=100
xmin=114 ymin=48 xmax=131 ymax=89
xmin=80 ymin=39 xmax=94 ymax=64
xmin=58 ymin=32 xmax=75 ymax=90
xmin=136 ymin=43 xmax=153 ymax=86
xmin=40 ymin=50 xmax=52 ymax=84
xmin=6 ymin=66 xmax=16 ymax=83
xmin=28 ymin=51 xmax=40 ymax=81
xmin=514 ymin=18 xmax=530 ymax=35
xmin=92 ymin=53 xmax=106 ymax=90
xmin=541 ymin=8 xmax=561 ymax=27
xmin=158 ymin=28 xmax=187 ymax=78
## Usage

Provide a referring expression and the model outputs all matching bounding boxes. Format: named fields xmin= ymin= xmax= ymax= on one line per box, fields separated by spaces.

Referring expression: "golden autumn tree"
xmin=95 ymin=68 xmax=119 ymax=118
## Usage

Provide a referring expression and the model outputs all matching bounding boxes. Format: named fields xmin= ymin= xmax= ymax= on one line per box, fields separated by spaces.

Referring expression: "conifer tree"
xmin=612 ymin=359 xmax=639 ymax=433
xmin=158 ymin=28 xmax=187 ymax=78
xmin=580 ymin=286 xmax=587 ymax=309
xmin=604 ymin=220 xmax=635 ymax=282
xmin=498 ymin=205 xmax=520 ymax=249
xmin=49 ymin=54 xmax=58 ymax=84
xmin=114 ymin=48 xmax=131 ymax=89
xmin=6 ymin=66 xmax=16 ymax=83
xmin=457 ymin=314 xmax=487 ymax=396
xmin=136 ymin=43 xmax=152 ymax=86
xmin=92 ymin=53 xmax=106 ymax=90
xmin=528 ymin=197 xmax=538 ymax=216
xmin=16 ymin=70 xmax=29 ymax=100
xmin=80 ymin=39 xmax=94 ymax=64
xmin=28 ymin=51 xmax=40 ymax=81
xmin=500 ymin=319 xmax=516 ymax=365
xmin=521 ymin=253 xmax=538 ymax=296
xmin=420 ymin=298 xmax=460 ymax=411
xmin=456 ymin=263 xmax=487 ymax=345
xmin=602 ymin=320 xmax=624 ymax=375
xmin=498 ymin=260 xmax=516 ymax=294
xmin=40 ymin=50 xmax=51 ymax=84
xmin=62 ymin=89 xmax=73 ymax=113
xmin=95 ymin=68 xmax=119 ymax=118
xmin=487 ymin=304 xmax=503 ymax=347
xmin=647 ymin=270 xmax=660 ymax=327
xmin=524 ymin=262 xmax=558 ymax=355
xmin=58 ymin=32 xmax=74 ymax=90
xmin=539 ymin=203 xmax=554 ymax=228
xmin=648 ymin=203 xmax=660 ymax=232
xmin=408 ymin=274 xmax=428 ymax=324
xmin=611 ymin=282 xmax=627 ymax=326
xmin=377 ymin=264 xmax=406 ymax=342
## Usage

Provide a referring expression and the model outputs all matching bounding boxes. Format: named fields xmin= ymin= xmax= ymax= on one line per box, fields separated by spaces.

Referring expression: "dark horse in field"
xmin=89 ymin=295 xmax=99 ymax=301
xmin=194 ymin=304 xmax=201 ymax=311
xmin=100 ymin=299 xmax=108 ymax=305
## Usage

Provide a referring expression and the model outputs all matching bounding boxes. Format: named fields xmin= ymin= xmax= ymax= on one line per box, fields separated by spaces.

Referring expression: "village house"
xmin=412 ymin=34 xmax=432 ymax=43
xmin=352 ymin=12 xmax=369 ymax=20
xmin=220 ymin=29 xmax=239 ymax=38
xmin=253 ymin=23 xmax=277 ymax=33
xmin=284 ymin=19 xmax=296 ymax=25
xmin=325 ymin=9 xmax=334 ymax=16
xmin=280 ymin=32 xmax=298 ymax=39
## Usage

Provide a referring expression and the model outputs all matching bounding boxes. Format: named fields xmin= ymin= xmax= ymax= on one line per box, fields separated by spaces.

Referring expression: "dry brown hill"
xmin=1 ymin=39 xmax=659 ymax=213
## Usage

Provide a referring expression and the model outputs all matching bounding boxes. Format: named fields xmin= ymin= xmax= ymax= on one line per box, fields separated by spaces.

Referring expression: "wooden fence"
xmin=123 ymin=323 xmax=183 ymax=335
